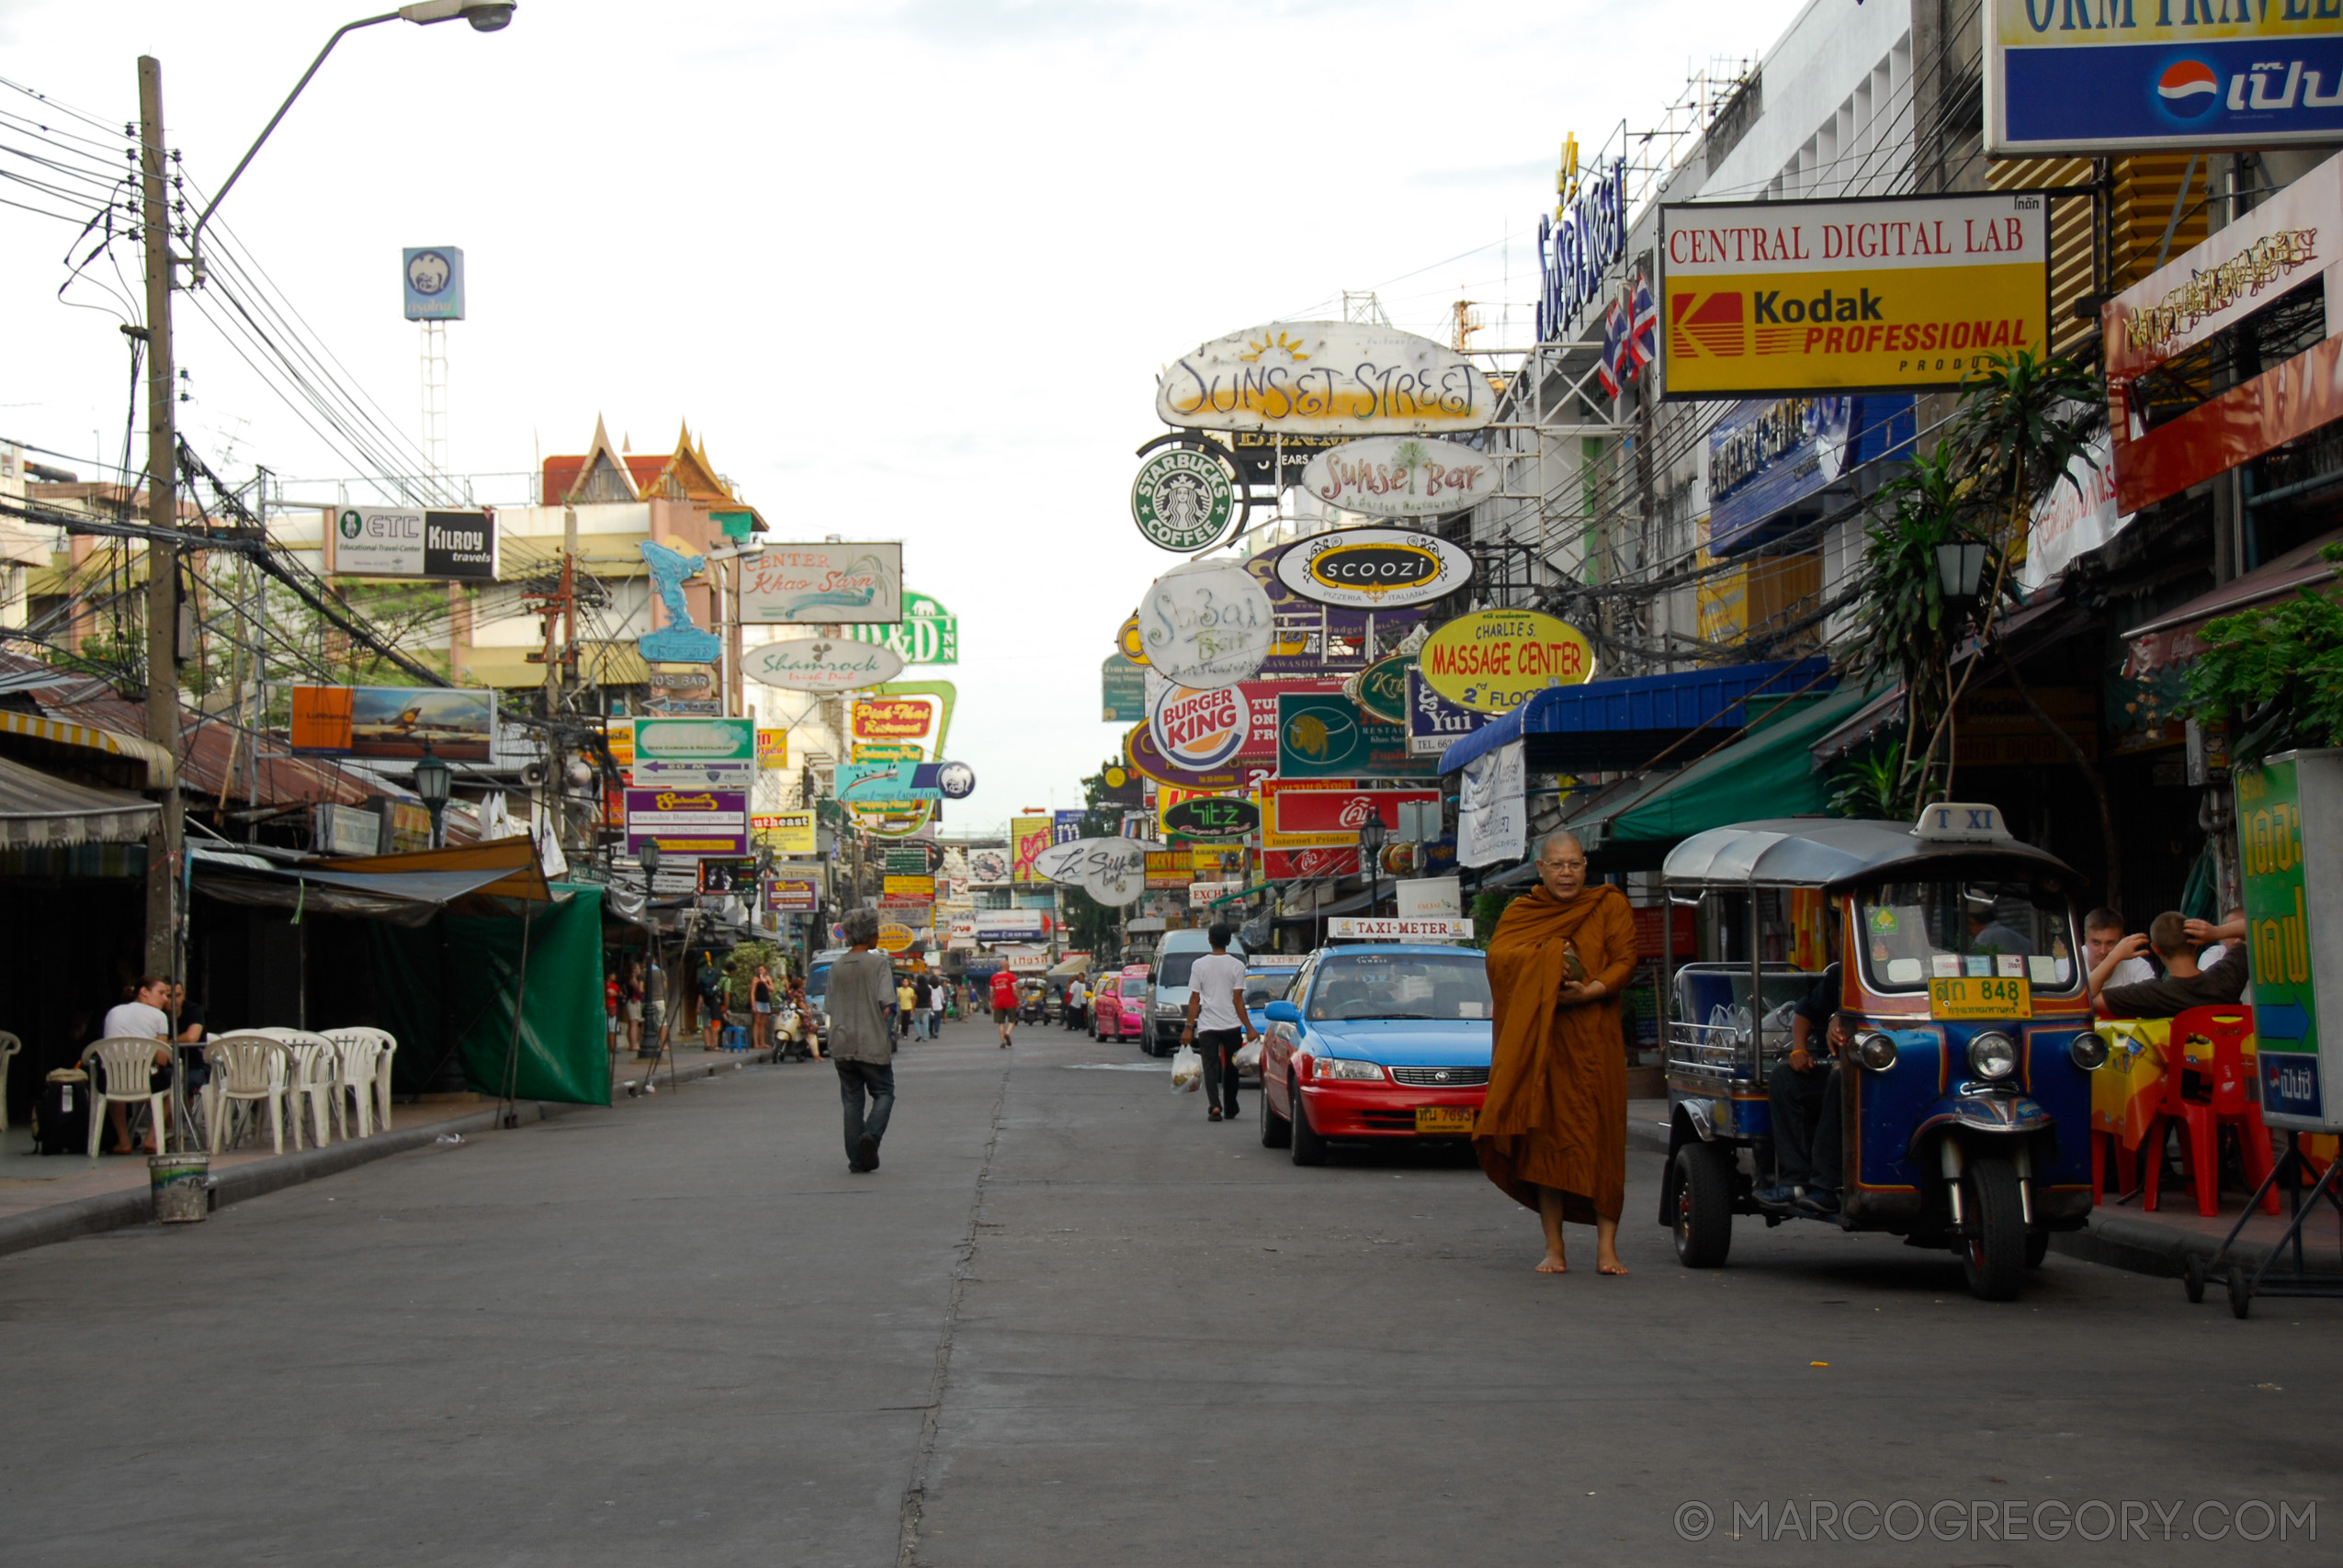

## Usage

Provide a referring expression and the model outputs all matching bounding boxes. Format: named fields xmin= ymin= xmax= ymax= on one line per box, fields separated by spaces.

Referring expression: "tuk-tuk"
xmin=1655 ymin=805 xmax=2104 ymax=1301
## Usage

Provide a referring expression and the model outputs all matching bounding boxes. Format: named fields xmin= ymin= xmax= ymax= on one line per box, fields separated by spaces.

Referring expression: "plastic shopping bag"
xmin=1232 ymin=1038 xmax=1262 ymax=1077
xmin=1170 ymin=1044 xmax=1203 ymax=1092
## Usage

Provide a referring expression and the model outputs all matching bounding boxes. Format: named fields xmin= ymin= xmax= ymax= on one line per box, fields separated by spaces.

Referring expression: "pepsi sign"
xmin=1988 ymin=2 xmax=2343 ymax=154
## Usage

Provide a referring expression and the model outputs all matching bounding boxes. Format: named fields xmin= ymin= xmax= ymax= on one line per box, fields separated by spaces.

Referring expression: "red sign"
xmin=1631 ymin=906 xmax=1697 ymax=959
xmin=853 ymin=697 xmax=937 ymax=741
xmin=1263 ymin=846 xmax=1360 ymax=879
xmin=2112 ymin=333 xmax=2343 ymax=513
xmin=1263 ymin=780 xmax=1441 ymax=849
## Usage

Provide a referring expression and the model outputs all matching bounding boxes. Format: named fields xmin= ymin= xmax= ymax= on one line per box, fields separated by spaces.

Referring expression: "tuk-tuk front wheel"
xmin=1956 ymin=1154 xmax=2026 ymax=1302
xmin=1671 ymin=1142 xmax=1734 ymax=1269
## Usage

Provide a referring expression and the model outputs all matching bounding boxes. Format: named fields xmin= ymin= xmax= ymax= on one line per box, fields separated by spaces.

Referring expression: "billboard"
xmin=1276 ymin=691 xmax=1434 ymax=780
xmin=632 ymin=716 xmax=754 ymax=789
xmin=402 ymin=246 xmax=464 ymax=321
xmin=1987 ymin=3 xmax=2343 ymax=157
xmin=767 ymin=876 xmax=820 ymax=913
xmin=752 ymin=811 xmax=817 ymax=854
xmin=624 ymin=787 xmax=749 ymax=856
xmin=1706 ymin=395 xmax=1915 ymax=557
xmin=1011 ymin=815 xmax=1054 ymax=885
xmin=1261 ymin=780 xmax=1442 ymax=850
xmin=289 ymin=685 xmax=495 ymax=761
xmin=737 ymin=543 xmax=903 ymax=625
xmin=1658 ymin=192 xmax=2053 ymax=398
xmin=1102 ymin=652 xmax=1148 ymax=723
xmin=1154 ymin=321 xmax=1495 ymax=434
xmin=326 ymin=505 xmax=497 ymax=581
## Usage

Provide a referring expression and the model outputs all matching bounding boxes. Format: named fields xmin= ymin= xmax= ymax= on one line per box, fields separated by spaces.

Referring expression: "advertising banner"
xmin=1418 ymin=609 xmax=1595 ymax=713
xmin=1160 ymin=793 xmax=1256 ymax=840
xmin=1011 ymin=815 xmax=1054 ymax=885
xmin=1276 ymin=691 xmax=1433 ymax=780
xmin=326 ymin=505 xmax=497 ymax=581
xmin=1262 ymin=780 xmax=1441 ymax=850
xmin=1144 ymin=851 xmax=1190 ymax=889
xmin=2020 ymin=434 xmax=2134 ymax=592
xmin=1273 ymin=525 xmax=1475 ymax=610
xmin=2237 ymin=752 xmax=2343 ymax=1132
xmin=738 ymin=543 xmax=902 ymax=625
xmin=1263 ymin=845 xmax=1359 ymax=880
xmin=853 ymin=694 xmax=944 ymax=748
xmin=696 ymin=858 xmax=755 ymax=895
xmin=843 ymin=591 xmax=958 ymax=664
xmin=1405 ymin=667 xmax=1488 ymax=758
xmin=756 ymin=728 xmax=788 ymax=770
xmin=1705 ymin=395 xmax=1916 ymax=557
xmin=766 ymin=876 xmax=820 ymax=913
xmin=884 ymin=874 xmax=936 ymax=899
xmin=1458 ymin=740 xmax=1527 ymax=868
xmin=1102 ymin=652 xmax=1149 ymax=722
xmin=1053 ymin=808 xmax=1086 ymax=845
xmin=632 ymin=716 xmax=755 ymax=789
xmin=1155 ymin=321 xmax=1495 ymax=434
xmin=976 ymin=909 xmax=1047 ymax=942
xmin=743 ymin=636 xmax=904 ymax=693
xmin=1987 ymin=1 xmax=2343 ymax=157
xmin=289 ymin=685 xmax=495 ymax=762
xmin=624 ymin=787 xmax=749 ymax=856
xmin=1658 ymin=191 xmax=2052 ymax=398
xmin=752 ymin=811 xmax=817 ymax=854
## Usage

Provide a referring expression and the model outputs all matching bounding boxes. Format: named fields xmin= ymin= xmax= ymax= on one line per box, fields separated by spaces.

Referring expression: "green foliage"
xmin=1953 ymin=349 xmax=2105 ymax=541
xmin=1826 ymin=741 xmax=1919 ymax=821
xmin=722 ymin=939 xmax=786 ymax=1002
xmin=2179 ymin=544 xmax=2343 ymax=761
xmin=1468 ymin=888 xmax=1518 ymax=951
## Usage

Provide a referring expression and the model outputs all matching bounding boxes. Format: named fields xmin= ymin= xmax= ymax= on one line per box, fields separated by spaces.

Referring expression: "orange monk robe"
xmin=1474 ymin=882 xmax=1638 ymax=1224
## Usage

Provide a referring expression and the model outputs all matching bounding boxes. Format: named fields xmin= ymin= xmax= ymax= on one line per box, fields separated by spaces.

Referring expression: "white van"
xmin=1140 ymin=927 xmax=1246 ymax=1056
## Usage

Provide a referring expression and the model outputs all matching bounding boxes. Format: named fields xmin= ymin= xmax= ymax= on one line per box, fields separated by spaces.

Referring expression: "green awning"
xmin=1566 ymin=685 xmax=1881 ymax=868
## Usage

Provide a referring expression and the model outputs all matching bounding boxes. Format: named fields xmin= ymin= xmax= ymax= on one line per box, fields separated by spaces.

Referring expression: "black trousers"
xmin=835 ymin=1059 xmax=896 ymax=1168
xmin=1195 ymin=1028 xmax=1242 ymax=1116
xmin=1767 ymin=1060 xmax=1842 ymax=1190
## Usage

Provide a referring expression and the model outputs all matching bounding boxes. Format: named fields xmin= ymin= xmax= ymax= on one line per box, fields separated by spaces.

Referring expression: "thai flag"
xmin=1628 ymin=274 xmax=1658 ymax=370
xmin=1598 ymin=299 xmax=1627 ymax=398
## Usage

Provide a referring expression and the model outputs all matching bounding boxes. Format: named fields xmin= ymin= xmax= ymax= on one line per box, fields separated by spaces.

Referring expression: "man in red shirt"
xmin=989 ymin=969 xmax=1020 ymax=1049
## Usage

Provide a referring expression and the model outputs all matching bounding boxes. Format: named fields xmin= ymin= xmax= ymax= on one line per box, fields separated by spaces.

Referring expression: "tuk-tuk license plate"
xmin=1930 ymin=976 xmax=2032 ymax=1020
xmin=1416 ymin=1106 xmax=1477 ymax=1135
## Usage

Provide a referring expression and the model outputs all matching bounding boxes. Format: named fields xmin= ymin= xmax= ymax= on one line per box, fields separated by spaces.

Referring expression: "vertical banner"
xmin=1457 ymin=740 xmax=1526 ymax=868
xmin=2238 ymin=752 xmax=2343 ymax=1133
xmin=1011 ymin=814 xmax=1054 ymax=886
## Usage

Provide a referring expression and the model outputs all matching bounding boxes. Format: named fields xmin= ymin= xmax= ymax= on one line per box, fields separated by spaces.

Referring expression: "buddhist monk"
xmin=1476 ymin=829 xmax=1637 ymax=1275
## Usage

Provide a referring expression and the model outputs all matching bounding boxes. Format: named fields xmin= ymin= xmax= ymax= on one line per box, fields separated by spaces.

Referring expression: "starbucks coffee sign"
xmin=1130 ymin=447 xmax=1234 ymax=552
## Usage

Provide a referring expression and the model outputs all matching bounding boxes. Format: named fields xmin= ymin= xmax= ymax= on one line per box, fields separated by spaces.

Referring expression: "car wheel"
xmin=1289 ymin=1075 xmax=1327 ymax=1167
xmin=1956 ymin=1154 xmax=2026 ymax=1302
xmin=1260 ymin=1076 xmax=1291 ymax=1148
xmin=1671 ymin=1141 xmax=1733 ymax=1269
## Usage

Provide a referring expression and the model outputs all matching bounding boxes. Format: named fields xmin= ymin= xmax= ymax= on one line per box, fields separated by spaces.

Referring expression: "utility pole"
xmin=138 ymin=56 xmax=183 ymax=977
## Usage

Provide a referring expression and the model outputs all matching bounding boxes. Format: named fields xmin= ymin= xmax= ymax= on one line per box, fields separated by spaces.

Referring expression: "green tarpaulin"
xmin=1569 ymin=686 xmax=1880 ymax=864
xmin=372 ymin=883 xmax=611 ymax=1106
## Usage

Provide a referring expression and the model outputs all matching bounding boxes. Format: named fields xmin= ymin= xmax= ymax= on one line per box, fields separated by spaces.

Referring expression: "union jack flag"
xmin=1597 ymin=299 xmax=1628 ymax=399
xmin=1629 ymin=274 xmax=1658 ymax=369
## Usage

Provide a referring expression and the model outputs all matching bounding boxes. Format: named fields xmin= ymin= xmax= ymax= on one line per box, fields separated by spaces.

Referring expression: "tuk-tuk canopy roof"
xmin=1661 ymin=818 xmax=2077 ymax=890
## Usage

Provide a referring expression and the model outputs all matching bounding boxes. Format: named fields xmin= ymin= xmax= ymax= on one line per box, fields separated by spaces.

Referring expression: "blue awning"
xmin=1436 ymin=658 xmax=1837 ymax=775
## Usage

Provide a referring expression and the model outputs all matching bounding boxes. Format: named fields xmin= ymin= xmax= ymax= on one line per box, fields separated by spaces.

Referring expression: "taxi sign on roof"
xmin=1326 ymin=917 xmax=1476 ymax=941
xmin=1913 ymin=802 xmax=2009 ymax=842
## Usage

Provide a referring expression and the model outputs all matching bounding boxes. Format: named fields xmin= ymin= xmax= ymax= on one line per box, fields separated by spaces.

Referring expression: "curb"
xmin=0 ymin=1047 xmax=783 ymax=1260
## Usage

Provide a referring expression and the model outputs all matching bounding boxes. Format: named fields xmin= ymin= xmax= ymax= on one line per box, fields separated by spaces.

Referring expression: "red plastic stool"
xmin=2140 ymin=1005 xmax=2281 ymax=1218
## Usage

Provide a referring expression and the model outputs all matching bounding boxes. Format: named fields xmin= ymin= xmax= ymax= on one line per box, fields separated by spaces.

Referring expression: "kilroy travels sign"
xmin=1273 ymin=526 xmax=1474 ymax=611
xmin=743 ymin=637 xmax=904 ymax=693
xmin=326 ymin=505 xmax=497 ymax=581
xmin=1299 ymin=435 xmax=1497 ymax=520
xmin=1154 ymin=321 xmax=1495 ymax=435
xmin=1131 ymin=447 xmax=1236 ymax=551
xmin=1537 ymin=155 xmax=1628 ymax=341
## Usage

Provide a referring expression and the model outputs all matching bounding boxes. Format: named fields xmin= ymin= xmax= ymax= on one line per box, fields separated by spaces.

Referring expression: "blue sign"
xmin=1053 ymin=808 xmax=1085 ymax=845
xmin=1405 ymin=668 xmax=1486 ymax=758
xmin=1705 ymin=395 xmax=1914 ymax=558
xmin=1536 ymin=157 xmax=1627 ymax=342
xmin=402 ymin=247 xmax=465 ymax=321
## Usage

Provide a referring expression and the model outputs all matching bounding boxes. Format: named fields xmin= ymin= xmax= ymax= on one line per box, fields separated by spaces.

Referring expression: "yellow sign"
xmin=852 ymin=742 xmax=922 ymax=761
xmin=1930 ymin=976 xmax=2032 ymax=1021
xmin=1118 ymin=613 xmax=1149 ymax=666
xmin=756 ymin=728 xmax=787 ymax=770
xmin=877 ymin=921 xmax=916 ymax=954
xmin=751 ymin=810 xmax=817 ymax=855
xmin=607 ymin=718 xmax=633 ymax=770
xmin=884 ymin=874 xmax=935 ymax=898
xmin=1418 ymin=609 xmax=1594 ymax=714
xmin=1658 ymin=191 xmax=2051 ymax=398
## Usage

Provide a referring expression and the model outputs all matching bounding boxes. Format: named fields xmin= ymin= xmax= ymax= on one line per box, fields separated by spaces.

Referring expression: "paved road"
xmin=2 ymin=1018 xmax=2335 ymax=1566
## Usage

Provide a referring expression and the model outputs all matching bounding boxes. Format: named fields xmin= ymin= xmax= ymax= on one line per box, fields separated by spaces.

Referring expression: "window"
xmin=1243 ymin=969 xmax=1297 ymax=1008
xmin=1306 ymin=953 xmax=1492 ymax=1022
xmin=1856 ymin=878 xmax=2080 ymax=993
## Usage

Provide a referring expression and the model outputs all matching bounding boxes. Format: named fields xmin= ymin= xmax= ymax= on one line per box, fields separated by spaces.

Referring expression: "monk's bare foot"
xmin=1534 ymin=1251 xmax=1568 ymax=1274
xmin=1597 ymin=1252 xmax=1629 ymax=1276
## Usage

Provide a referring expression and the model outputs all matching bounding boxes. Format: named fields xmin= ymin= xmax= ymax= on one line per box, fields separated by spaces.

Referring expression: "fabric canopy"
xmin=0 ymin=752 xmax=158 ymax=848
xmin=192 ymin=837 xmax=560 ymax=926
xmin=1437 ymin=658 xmax=1835 ymax=774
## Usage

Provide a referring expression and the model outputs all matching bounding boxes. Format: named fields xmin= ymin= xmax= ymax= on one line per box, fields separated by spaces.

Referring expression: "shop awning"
xmin=193 ymin=837 xmax=559 ymax=926
xmin=1437 ymin=659 xmax=1835 ymax=775
xmin=2123 ymin=527 xmax=2342 ymax=643
xmin=1045 ymin=955 xmax=1092 ymax=979
xmin=315 ymin=838 xmax=556 ymax=904
xmin=0 ymin=707 xmax=176 ymax=788
xmin=0 ymin=752 xmax=159 ymax=847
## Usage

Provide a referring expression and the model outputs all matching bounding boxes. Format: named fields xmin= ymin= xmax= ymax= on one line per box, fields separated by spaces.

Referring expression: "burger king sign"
xmin=1149 ymin=683 xmax=1248 ymax=773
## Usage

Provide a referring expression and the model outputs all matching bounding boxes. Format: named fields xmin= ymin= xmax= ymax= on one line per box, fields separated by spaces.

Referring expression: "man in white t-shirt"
xmin=2083 ymin=908 xmax=2154 ymax=1013
xmin=1180 ymin=924 xmax=1255 ymax=1123
xmin=97 ymin=975 xmax=175 ymax=1155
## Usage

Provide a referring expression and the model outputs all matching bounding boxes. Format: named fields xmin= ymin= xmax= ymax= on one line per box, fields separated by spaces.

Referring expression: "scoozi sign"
xmin=1418 ymin=609 xmax=1594 ymax=713
xmin=1299 ymin=437 xmax=1496 ymax=520
xmin=1131 ymin=448 xmax=1235 ymax=551
xmin=1273 ymin=526 xmax=1474 ymax=611
xmin=1658 ymin=192 xmax=2052 ymax=397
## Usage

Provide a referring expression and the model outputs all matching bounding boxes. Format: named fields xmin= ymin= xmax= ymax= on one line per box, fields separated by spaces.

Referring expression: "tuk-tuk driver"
xmin=1758 ymin=923 xmax=1850 ymax=1212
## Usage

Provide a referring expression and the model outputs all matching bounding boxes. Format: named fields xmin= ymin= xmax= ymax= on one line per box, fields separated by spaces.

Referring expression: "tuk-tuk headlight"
xmin=1966 ymin=1031 xmax=2019 ymax=1081
xmin=2069 ymin=1032 xmax=2110 ymax=1070
xmin=1853 ymin=1031 xmax=1898 ymax=1072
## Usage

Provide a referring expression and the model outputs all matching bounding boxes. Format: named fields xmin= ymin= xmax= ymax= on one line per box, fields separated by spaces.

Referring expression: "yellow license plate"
xmin=1930 ymin=976 xmax=2032 ymax=1020
xmin=1415 ymin=1106 xmax=1477 ymax=1135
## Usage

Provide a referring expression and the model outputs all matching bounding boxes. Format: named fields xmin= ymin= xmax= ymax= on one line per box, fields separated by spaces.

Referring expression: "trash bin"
xmin=148 ymin=1149 xmax=211 ymax=1223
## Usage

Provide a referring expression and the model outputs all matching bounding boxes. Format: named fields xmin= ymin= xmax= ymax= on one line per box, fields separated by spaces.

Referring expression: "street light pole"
xmin=137 ymin=56 xmax=181 ymax=979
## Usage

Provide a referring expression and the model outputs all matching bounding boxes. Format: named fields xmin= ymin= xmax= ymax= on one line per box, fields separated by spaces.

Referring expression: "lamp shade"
xmin=1935 ymin=539 xmax=1988 ymax=602
xmin=1356 ymin=816 xmax=1389 ymax=853
xmin=638 ymin=840 xmax=662 ymax=877
xmin=412 ymin=746 xmax=452 ymax=806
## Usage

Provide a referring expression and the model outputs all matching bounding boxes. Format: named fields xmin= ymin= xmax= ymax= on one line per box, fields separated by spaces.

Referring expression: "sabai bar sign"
xmin=1658 ymin=190 xmax=2051 ymax=398
xmin=328 ymin=505 xmax=499 ymax=581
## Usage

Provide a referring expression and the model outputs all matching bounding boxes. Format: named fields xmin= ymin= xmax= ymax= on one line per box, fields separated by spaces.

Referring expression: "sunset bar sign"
xmin=1658 ymin=191 xmax=2052 ymax=398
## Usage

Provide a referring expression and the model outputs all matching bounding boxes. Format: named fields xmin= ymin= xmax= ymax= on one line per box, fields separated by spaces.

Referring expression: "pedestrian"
xmin=923 ymin=976 xmax=945 ymax=1038
xmin=912 ymin=975 xmax=934 ymax=1041
xmin=989 ymin=967 xmax=1020 ymax=1047
xmin=97 ymin=976 xmax=175 ymax=1155
xmin=826 ymin=909 xmax=900 ymax=1174
xmin=1178 ymin=923 xmax=1254 ymax=1122
xmin=698 ymin=953 xmax=728 ymax=1052
xmin=1475 ymin=829 xmax=1636 ymax=1276
xmin=622 ymin=959 xmax=645 ymax=1054
xmin=751 ymin=964 xmax=775 ymax=1054
xmin=606 ymin=969 xmax=623 ymax=1054
xmin=896 ymin=973 xmax=917 ymax=1040
xmin=642 ymin=958 xmax=668 ymax=1060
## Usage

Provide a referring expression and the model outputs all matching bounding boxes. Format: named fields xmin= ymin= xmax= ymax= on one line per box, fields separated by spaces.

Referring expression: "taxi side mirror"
xmin=1263 ymin=1000 xmax=1302 ymax=1025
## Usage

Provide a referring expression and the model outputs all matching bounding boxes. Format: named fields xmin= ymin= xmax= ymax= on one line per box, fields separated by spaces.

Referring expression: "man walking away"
xmin=698 ymin=953 xmax=727 ymax=1052
xmin=1180 ymin=924 xmax=1255 ymax=1123
xmin=912 ymin=976 xmax=934 ymax=1042
xmin=926 ymin=977 xmax=946 ymax=1038
xmin=990 ymin=967 xmax=1020 ymax=1048
xmin=828 ymin=911 xmax=900 ymax=1174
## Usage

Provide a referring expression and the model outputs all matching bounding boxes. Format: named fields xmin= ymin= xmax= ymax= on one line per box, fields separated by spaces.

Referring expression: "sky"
xmin=0 ymin=0 xmax=1810 ymax=834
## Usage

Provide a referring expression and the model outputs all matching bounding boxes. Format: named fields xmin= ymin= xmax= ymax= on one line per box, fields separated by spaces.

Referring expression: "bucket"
xmin=148 ymin=1150 xmax=211 ymax=1224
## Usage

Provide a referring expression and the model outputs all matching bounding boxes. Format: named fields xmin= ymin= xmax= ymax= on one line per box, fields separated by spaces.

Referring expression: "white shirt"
xmin=101 ymin=1000 xmax=171 ymax=1043
xmin=1189 ymin=952 xmax=1249 ymax=1032
xmin=2106 ymin=955 xmax=2155 ymax=989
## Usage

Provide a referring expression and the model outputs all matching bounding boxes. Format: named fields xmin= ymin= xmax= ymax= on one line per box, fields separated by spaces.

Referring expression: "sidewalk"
xmin=1624 ymin=1098 xmax=2341 ymax=1279
xmin=0 ymin=1040 xmax=787 ymax=1258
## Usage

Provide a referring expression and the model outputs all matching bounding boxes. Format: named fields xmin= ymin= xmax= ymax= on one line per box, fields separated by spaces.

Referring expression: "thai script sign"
xmin=1299 ymin=437 xmax=1496 ymax=520
xmin=1987 ymin=0 xmax=2343 ymax=156
xmin=1417 ymin=609 xmax=1594 ymax=713
xmin=1658 ymin=192 xmax=2052 ymax=397
xmin=737 ymin=543 xmax=903 ymax=625
xmin=1011 ymin=815 xmax=1054 ymax=885
xmin=1537 ymin=156 xmax=1628 ymax=341
xmin=1273 ymin=525 xmax=1474 ymax=610
xmin=1154 ymin=321 xmax=1494 ymax=434
xmin=2236 ymin=752 xmax=2343 ymax=1132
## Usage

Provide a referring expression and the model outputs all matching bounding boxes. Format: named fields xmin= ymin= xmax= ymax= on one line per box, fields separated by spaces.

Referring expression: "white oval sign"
xmin=1149 ymin=682 xmax=1249 ymax=772
xmin=1273 ymin=525 xmax=1476 ymax=611
xmin=1033 ymin=837 xmax=1155 ymax=906
xmin=1138 ymin=558 xmax=1273 ymax=689
xmin=1154 ymin=321 xmax=1494 ymax=434
xmin=1300 ymin=436 xmax=1498 ymax=520
xmin=743 ymin=637 xmax=904 ymax=693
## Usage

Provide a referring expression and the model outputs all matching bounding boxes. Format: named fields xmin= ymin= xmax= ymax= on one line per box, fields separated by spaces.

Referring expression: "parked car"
xmin=1142 ymin=929 xmax=1246 ymax=1055
xmin=1092 ymin=971 xmax=1147 ymax=1042
xmin=1258 ymin=945 xmax=1492 ymax=1164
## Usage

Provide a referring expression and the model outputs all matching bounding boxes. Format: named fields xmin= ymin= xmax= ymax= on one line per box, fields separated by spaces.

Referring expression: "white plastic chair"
xmin=0 ymin=1030 xmax=19 ymax=1131
xmin=259 ymin=1029 xmax=345 ymax=1149
xmin=201 ymin=1033 xmax=290 ymax=1156
xmin=323 ymin=1029 xmax=395 ymax=1138
xmin=80 ymin=1037 xmax=171 ymax=1158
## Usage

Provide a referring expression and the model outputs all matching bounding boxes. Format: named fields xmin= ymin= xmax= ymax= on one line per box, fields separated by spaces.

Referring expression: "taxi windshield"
xmin=1243 ymin=969 xmax=1297 ymax=1008
xmin=1307 ymin=953 xmax=1491 ymax=1021
xmin=1856 ymin=878 xmax=2079 ymax=994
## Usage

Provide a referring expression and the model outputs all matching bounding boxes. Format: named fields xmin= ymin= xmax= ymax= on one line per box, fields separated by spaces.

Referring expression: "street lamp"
xmin=413 ymin=742 xmax=451 ymax=848
xmin=1357 ymin=815 xmax=1389 ymax=922
xmin=1935 ymin=539 xmax=1989 ymax=606
xmin=187 ymin=1 xmax=516 ymax=278
xmin=638 ymin=840 xmax=662 ymax=886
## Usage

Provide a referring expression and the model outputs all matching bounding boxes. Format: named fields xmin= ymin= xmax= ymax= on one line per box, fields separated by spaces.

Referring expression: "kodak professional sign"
xmin=1658 ymin=192 xmax=2051 ymax=399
